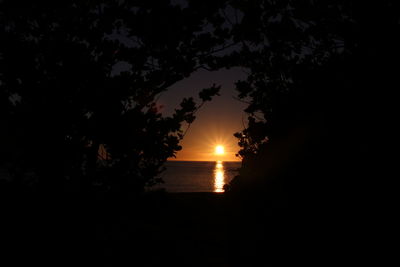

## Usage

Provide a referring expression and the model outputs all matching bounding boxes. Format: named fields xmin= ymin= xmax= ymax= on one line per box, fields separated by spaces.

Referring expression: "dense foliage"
xmin=0 ymin=0 xmax=232 ymax=193
xmin=1 ymin=0 xmax=398 ymax=201
xmin=226 ymin=0 xmax=400 ymax=206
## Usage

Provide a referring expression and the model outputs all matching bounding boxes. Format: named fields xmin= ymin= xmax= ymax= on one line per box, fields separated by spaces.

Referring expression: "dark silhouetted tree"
xmin=0 ymin=0 xmax=233 ymax=194
xmin=226 ymin=0 xmax=400 ymax=207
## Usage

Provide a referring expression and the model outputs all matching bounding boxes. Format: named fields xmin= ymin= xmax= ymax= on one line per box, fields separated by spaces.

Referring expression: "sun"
xmin=215 ymin=145 xmax=225 ymax=155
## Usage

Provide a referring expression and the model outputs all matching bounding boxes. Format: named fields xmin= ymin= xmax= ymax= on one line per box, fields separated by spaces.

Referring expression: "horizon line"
xmin=167 ymin=159 xmax=242 ymax=162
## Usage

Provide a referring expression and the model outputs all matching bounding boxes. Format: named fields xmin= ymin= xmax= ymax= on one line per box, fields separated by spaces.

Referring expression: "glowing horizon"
xmin=160 ymin=69 xmax=247 ymax=163
xmin=168 ymin=131 xmax=241 ymax=162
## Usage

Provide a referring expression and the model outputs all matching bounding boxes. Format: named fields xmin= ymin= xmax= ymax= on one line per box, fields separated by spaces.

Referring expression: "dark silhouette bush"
xmin=0 ymin=0 xmax=232 ymax=195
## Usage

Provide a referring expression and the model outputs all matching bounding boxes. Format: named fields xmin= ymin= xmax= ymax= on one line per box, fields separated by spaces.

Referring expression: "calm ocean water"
xmin=154 ymin=161 xmax=241 ymax=192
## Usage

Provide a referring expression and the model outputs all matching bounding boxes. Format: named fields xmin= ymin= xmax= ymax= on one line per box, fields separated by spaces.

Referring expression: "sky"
xmin=159 ymin=67 xmax=248 ymax=161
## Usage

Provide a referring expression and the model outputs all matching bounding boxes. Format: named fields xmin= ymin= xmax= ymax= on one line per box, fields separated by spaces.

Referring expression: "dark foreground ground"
xmin=1 ymin=190 xmax=373 ymax=266
xmin=1 ymin=191 xmax=287 ymax=266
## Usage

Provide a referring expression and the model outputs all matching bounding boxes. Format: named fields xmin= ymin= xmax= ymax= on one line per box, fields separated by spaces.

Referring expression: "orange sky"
xmin=160 ymin=68 xmax=247 ymax=162
xmin=169 ymin=117 xmax=242 ymax=162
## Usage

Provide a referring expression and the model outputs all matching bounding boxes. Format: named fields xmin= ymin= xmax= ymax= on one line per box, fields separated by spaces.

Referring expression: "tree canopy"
xmin=0 ymin=0 xmax=234 ymax=193
xmin=226 ymin=0 xmax=400 ymax=207
xmin=1 ymin=0 xmax=398 ymax=201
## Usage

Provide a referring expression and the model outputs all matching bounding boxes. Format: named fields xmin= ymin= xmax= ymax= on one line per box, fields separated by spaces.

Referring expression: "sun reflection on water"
xmin=214 ymin=160 xmax=225 ymax=193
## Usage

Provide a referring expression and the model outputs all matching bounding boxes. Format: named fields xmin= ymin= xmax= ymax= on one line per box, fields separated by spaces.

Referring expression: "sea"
xmin=153 ymin=161 xmax=241 ymax=193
